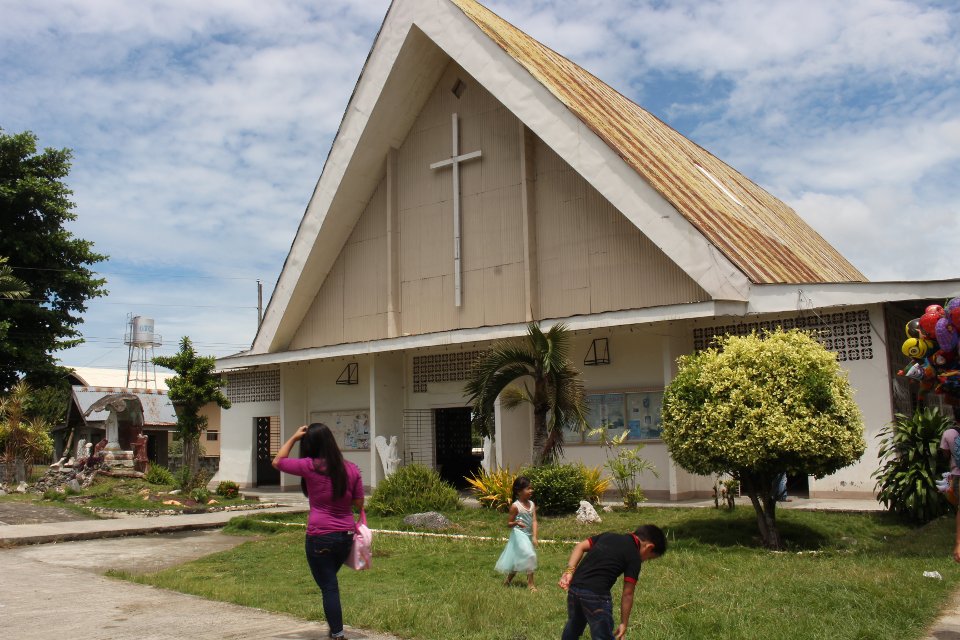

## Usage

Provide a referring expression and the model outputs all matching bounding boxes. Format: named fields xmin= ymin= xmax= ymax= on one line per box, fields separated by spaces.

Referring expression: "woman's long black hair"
xmin=298 ymin=423 xmax=347 ymax=498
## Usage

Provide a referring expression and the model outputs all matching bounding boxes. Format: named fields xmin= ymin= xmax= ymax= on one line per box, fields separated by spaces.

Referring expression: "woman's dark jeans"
xmin=561 ymin=585 xmax=615 ymax=640
xmin=305 ymin=531 xmax=354 ymax=636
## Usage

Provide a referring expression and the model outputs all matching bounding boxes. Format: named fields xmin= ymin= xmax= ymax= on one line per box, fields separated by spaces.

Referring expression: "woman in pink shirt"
xmin=273 ymin=423 xmax=364 ymax=639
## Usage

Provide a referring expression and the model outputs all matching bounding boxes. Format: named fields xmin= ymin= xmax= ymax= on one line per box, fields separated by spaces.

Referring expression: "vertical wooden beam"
xmin=519 ymin=122 xmax=539 ymax=321
xmin=386 ymin=148 xmax=401 ymax=337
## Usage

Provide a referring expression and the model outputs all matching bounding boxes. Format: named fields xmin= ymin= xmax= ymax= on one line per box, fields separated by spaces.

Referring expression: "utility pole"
xmin=257 ymin=279 xmax=263 ymax=329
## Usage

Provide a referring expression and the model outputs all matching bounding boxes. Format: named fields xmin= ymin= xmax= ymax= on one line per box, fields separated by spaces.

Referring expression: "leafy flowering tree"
xmin=662 ymin=329 xmax=865 ymax=549
xmin=153 ymin=337 xmax=231 ymax=478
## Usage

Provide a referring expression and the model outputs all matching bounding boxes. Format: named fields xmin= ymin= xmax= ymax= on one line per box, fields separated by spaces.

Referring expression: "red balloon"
xmin=926 ymin=304 xmax=945 ymax=318
xmin=920 ymin=312 xmax=941 ymax=339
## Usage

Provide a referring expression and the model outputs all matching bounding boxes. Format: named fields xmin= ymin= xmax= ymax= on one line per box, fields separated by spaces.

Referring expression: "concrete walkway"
xmin=1 ymin=530 xmax=400 ymax=640
xmin=0 ymin=504 xmax=305 ymax=546
xmin=0 ymin=492 xmax=955 ymax=639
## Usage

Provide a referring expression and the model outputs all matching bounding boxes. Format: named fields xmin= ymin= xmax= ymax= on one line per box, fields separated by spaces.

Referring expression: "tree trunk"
xmin=183 ymin=437 xmax=200 ymax=477
xmin=532 ymin=406 xmax=550 ymax=465
xmin=741 ymin=473 xmax=782 ymax=550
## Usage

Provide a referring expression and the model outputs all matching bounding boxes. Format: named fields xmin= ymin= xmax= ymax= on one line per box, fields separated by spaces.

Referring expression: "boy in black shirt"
xmin=557 ymin=524 xmax=666 ymax=640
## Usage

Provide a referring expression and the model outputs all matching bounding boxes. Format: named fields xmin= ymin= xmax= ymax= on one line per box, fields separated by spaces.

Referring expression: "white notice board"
xmin=308 ymin=409 xmax=370 ymax=451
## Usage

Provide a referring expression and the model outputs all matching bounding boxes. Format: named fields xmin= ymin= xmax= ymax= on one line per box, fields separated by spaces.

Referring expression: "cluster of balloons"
xmin=899 ymin=298 xmax=960 ymax=398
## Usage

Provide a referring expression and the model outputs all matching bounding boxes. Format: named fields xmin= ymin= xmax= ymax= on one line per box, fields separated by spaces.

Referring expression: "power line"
xmin=0 ymin=298 xmax=257 ymax=310
xmin=7 ymin=264 xmax=264 ymax=281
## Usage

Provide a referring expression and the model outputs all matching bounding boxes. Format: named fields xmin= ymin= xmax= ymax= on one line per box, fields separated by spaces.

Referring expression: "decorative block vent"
xmin=412 ymin=351 xmax=481 ymax=393
xmin=693 ymin=309 xmax=874 ymax=362
xmin=224 ymin=369 xmax=280 ymax=403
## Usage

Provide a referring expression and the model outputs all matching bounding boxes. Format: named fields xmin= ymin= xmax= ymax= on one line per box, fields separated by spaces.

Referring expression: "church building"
xmin=215 ymin=0 xmax=958 ymax=499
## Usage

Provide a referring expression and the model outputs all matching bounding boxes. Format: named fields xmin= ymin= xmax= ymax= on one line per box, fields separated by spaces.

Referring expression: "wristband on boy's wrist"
xmin=562 ymin=567 xmax=575 ymax=575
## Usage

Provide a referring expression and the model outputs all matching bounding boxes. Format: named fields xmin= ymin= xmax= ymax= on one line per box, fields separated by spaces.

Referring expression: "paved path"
xmin=1 ymin=530 xmax=400 ymax=640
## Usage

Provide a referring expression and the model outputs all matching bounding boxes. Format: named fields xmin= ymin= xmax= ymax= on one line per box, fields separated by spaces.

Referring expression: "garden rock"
xmin=576 ymin=501 xmax=602 ymax=524
xmin=602 ymin=505 xmax=613 ymax=513
xmin=66 ymin=479 xmax=82 ymax=493
xmin=16 ymin=481 xmax=28 ymax=493
xmin=403 ymin=511 xmax=452 ymax=530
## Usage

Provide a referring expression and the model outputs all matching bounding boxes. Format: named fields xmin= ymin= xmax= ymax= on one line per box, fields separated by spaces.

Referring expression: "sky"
xmin=1 ymin=0 xmax=958 ymax=372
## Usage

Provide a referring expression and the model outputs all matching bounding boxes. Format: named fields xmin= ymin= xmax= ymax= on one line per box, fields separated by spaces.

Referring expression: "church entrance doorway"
xmin=255 ymin=416 xmax=280 ymax=487
xmin=434 ymin=407 xmax=478 ymax=488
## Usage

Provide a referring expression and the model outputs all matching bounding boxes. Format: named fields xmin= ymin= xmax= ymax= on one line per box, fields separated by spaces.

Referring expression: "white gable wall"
xmin=534 ymin=140 xmax=710 ymax=318
xmin=287 ymin=60 xmax=708 ymax=353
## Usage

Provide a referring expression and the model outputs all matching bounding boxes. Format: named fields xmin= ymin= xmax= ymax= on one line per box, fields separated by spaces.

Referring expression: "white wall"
xmin=275 ymin=359 xmax=376 ymax=488
xmin=496 ymin=398 xmax=532 ymax=469
xmin=370 ymin=351 xmax=405 ymax=487
xmin=556 ymin=325 xmax=713 ymax=499
xmin=216 ymin=400 xmax=280 ymax=488
xmin=809 ymin=304 xmax=890 ymax=498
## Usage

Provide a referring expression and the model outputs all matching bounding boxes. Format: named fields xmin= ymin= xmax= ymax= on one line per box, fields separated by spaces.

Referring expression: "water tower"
xmin=124 ymin=314 xmax=162 ymax=390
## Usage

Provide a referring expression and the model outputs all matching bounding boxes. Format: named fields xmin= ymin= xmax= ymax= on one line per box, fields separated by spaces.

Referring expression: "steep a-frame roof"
xmin=244 ymin=0 xmax=865 ymax=357
xmin=451 ymin=0 xmax=865 ymax=285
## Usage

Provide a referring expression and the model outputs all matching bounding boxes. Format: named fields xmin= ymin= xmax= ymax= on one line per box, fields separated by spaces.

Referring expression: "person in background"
xmin=273 ymin=423 xmax=364 ymax=640
xmin=558 ymin=524 xmax=667 ymax=640
xmin=495 ymin=475 xmax=539 ymax=590
xmin=938 ymin=411 xmax=960 ymax=562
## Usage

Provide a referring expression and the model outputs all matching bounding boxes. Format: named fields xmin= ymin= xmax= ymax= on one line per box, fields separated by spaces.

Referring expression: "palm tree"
xmin=0 ymin=256 xmax=29 ymax=300
xmin=464 ymin=322 xmax=588 ymax=465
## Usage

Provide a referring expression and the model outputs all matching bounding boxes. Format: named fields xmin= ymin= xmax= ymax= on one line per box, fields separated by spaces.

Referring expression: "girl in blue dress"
xmin=495 ymin=475 xmax=539 ymax=590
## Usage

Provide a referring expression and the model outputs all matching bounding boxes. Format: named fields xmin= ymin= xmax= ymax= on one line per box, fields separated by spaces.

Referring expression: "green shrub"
xmin=175 ymin=466 xmax=192 ymax=491
xmin=367 ymin=464 xmax=461 ymax=516
xmin=43 ymin=488 xmax=67 ymax=501
xmin=216 ymin=480 xmax=240 ymax=499
xmin=578 ymin=463 xmax=611 ymax=505
xmin=190 ymin=486 xmax=211 ymax=504
xmin=466 ymin=467 xmax=517 ymax=511
xmin=522 ymin=463 xmax=587 ymax=516
xmin=191 ymin=468 xmax=212 ymax=491
xmin=174 ymin=466 xmax=211 ymax=492
xmin=873 ymin=408 xmax=952 ymax=523
xmin=144 ymin=465 xmax=174 ymax=486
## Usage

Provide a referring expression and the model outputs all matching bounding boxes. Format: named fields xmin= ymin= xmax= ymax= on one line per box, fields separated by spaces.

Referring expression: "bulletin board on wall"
xmin=308 ymin=409 xmax=370 ymax=451
xmin=562 ymin=390 xmax=664 ymax=444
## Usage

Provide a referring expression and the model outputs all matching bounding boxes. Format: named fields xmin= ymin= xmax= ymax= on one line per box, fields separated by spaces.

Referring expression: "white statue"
xmin=576 ymin=500 xmax=602 ymax=525
xmin=75 ymin=439 xmax=87 ymax=461
xmin=374 ymin=435 xmax=400 ymax=477
xmin=83 ymin=393 xmax=144 ymax=467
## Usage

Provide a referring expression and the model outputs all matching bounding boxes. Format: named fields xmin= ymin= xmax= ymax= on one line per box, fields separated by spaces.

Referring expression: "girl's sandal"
xmin=528 ymin=586 xmax=539 ymax=592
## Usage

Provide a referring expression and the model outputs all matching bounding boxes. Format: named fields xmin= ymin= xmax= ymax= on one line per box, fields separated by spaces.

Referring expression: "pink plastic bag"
xmin=345 ymin=509 xmax=372 ymax=571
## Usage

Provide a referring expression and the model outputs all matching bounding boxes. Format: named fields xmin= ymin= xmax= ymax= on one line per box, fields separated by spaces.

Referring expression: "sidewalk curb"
xmin=0 ymin=506 xmax=308 ymax=547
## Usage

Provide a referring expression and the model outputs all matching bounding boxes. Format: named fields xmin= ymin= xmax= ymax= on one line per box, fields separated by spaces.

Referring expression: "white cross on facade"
xmin=429 ymin=112 xmax=482 ymax=308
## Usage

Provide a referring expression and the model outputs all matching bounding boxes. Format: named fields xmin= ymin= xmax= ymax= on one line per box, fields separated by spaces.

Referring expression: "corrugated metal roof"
xmin=451 ymin=0 xmax=867 ymax=285
xmin=71 ymin=386 xmax=177 ymax=427
xmin=68 ymin=366 xmax=171 ymax=390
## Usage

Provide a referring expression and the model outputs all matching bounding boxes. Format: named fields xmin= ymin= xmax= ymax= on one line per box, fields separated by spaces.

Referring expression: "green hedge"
xmin=522 ymin=464 xmax=587 ymax=516
xmin=367 ymin=464 xmax=461 ymax=516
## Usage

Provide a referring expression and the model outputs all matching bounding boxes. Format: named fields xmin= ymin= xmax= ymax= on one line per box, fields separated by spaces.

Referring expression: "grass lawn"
xmin=115 ymin=506 xmax=960 ymax=640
